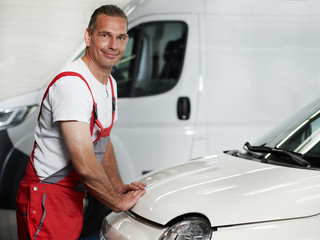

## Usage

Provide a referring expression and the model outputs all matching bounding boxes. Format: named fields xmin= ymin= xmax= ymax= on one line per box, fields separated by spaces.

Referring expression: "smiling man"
xmin=16 ymin=5 xmax=146 ymax=240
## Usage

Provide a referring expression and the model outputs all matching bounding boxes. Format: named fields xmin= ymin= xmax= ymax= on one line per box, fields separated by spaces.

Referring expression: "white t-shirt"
xmin=33 ymin=58 xmax=118 ymax=180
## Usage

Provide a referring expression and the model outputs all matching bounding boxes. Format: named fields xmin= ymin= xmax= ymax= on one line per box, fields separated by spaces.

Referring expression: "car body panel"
xmin=104 ymin=210 xmax=320 ymax=240
xmin=132 ymin=155 xmax=320 ymax=226
xmin=103 ymin=212 xmax=166 ymax=239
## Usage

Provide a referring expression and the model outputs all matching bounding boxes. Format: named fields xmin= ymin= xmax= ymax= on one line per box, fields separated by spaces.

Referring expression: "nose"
xmin=108 ymin=37 xmax=118 ymax=50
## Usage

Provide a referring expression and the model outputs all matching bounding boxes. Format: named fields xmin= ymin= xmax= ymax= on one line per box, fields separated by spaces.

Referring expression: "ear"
xmin=84 ymin=28 xmax=91 ymax=47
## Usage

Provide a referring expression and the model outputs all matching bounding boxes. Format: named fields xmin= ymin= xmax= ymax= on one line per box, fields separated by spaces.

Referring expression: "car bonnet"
xmin=132 ymin=154 xmax=320 ymax=226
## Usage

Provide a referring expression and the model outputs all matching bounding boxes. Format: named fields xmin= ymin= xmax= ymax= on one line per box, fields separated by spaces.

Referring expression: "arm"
xmin=102 ymin=140 xmax=147 ymax=196
xmin=101 ymin=139 xmax=124 ymax=188
xmin=60 ymin=121 xmax=145 ymax=212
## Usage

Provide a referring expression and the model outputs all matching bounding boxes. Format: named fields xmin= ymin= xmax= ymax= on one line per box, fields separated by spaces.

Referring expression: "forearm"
xmin=78 ymin=156 xmax=123 ymax=212
xmin=102 ymin=140 xmax=123 ymax=187
xmin=102 ymin=139 xmax=147 ymax=195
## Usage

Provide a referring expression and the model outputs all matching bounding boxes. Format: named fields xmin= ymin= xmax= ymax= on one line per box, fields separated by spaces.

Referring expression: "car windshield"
xmin=249 ymin=98 xmax=320 ymax=168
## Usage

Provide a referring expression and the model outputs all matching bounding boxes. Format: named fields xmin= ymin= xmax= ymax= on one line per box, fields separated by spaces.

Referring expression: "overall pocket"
xmin=28 ymin=189 xmax=47 ymax=239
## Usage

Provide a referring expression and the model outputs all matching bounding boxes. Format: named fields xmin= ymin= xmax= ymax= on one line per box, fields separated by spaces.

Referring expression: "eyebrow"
xmin=98 ymin=31 xmax=128 ymax=37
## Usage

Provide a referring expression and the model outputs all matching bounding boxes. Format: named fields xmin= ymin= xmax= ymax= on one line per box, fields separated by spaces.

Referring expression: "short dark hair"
xmin=88 ymin=5 xmax=128 ymax=34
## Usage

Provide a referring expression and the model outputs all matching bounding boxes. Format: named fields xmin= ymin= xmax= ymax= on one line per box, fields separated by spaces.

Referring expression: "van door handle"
xmin=177 ymin=97 xmax=191 ymax=120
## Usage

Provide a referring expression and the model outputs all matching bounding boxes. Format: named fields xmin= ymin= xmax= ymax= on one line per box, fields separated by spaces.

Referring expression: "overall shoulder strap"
xmin=92 ymin=76 xmax=116 ymax=143
xmin=109 ymin=76 xmax=116 ymax=112
xmin=38 ymin=71 xmax=96 ymax=134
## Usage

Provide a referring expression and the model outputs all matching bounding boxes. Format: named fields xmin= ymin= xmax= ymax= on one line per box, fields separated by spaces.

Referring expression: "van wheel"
xmin=80 ymin=193 xmax=111 ymax=237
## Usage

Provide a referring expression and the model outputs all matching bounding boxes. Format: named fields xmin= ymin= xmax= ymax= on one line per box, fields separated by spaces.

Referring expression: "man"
xmin=16 ymin=5 xmax=146 ymax=239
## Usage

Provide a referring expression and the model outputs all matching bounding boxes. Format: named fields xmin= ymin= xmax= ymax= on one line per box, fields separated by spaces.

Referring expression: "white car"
xmin=100 ymin=97 xmax=320 ymax=240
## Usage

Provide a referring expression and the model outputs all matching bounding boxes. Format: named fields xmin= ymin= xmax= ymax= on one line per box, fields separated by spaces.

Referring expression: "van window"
xmin=112 ymin=21 xmax=188 ymax=98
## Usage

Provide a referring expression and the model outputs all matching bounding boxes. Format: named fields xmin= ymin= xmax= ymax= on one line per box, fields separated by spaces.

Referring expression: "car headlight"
xmin=159 ymin=217 xmax=212 ymax=240
xmin=0 ymin=105 xmax=38 ymax=130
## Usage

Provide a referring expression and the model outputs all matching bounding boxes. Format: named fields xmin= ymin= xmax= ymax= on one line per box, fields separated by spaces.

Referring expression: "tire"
xmin=80 ymin=193 xmax=111 ymax=237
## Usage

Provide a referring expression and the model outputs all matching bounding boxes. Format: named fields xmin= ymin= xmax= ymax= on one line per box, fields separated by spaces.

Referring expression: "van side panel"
xmin=202 ymin=2 xmax=320 ymax=153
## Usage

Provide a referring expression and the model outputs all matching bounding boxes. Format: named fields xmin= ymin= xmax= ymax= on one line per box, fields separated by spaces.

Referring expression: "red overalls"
xmin=16 ymin=72 xmax=116 ymax=240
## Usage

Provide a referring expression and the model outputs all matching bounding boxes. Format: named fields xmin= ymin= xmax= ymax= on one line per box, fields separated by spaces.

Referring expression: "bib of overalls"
xmin=29 ymin=71 xmax=116 ymax=189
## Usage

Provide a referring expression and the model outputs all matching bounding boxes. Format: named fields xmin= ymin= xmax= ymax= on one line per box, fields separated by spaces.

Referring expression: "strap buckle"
xmin=93 ymin=103 xmax=98 ymax=120
xmin=112 ymin=97 xmax=116 ymax=112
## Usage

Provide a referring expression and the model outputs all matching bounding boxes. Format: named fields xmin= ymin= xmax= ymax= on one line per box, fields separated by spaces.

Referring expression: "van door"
xmin=111 ymin=14 xmax=200 ymax=182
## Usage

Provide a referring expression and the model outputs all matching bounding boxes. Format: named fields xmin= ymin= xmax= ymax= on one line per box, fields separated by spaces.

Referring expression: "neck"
xmin=81 ymin=54 xmax=110 ymax=85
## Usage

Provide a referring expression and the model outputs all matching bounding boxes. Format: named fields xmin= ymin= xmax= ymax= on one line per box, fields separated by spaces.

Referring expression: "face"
xmin=85 ymin=14 xmax=128 ymax=72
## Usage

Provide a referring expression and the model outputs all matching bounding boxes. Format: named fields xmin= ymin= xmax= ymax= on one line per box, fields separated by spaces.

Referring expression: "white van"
xmin=1 ymin=0 xmax=320 ymax=235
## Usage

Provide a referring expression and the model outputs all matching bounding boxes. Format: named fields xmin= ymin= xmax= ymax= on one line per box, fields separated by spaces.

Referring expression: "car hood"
xmin=132 ymin=154 xmax=320 ymax=226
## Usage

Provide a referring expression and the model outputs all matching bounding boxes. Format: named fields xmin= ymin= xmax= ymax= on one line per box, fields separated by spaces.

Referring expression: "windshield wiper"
xmin=244 ymin=142 xmax=311 ymax=168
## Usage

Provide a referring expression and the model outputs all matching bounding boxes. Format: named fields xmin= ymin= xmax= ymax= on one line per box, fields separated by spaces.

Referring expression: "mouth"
xmin=101 ymin=50 xmax=119 ymax=59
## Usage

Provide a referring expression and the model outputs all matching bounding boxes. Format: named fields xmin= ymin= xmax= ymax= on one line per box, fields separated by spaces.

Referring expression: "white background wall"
xmin=0 ymin=0 xmax=126 ymax=101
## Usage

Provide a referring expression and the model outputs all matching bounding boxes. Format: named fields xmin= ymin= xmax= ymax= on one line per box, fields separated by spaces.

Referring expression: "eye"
xmin=118 ymin=35 xmax=127 ymax=41
xmin=100 ymin=32 xmax=110 ymax=38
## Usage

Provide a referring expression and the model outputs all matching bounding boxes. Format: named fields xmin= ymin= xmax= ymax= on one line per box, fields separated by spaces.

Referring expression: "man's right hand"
xmin=115 ymin=188 xmax=146 ymax=212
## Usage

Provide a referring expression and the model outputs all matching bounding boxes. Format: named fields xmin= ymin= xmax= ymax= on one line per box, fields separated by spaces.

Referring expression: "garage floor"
xmin=0 ymin=209 xmax=98 ymax=240
xmin=0 ymin=209 xmax=17 ymax=240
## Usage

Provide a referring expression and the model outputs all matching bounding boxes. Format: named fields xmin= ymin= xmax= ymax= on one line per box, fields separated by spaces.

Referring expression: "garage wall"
xmin=0 ymin=0 xmax=126 ymax=101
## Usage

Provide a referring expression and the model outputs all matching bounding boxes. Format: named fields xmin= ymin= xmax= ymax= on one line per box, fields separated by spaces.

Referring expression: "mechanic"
xmin=15 ymin=5 xmax=146 ymax=240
